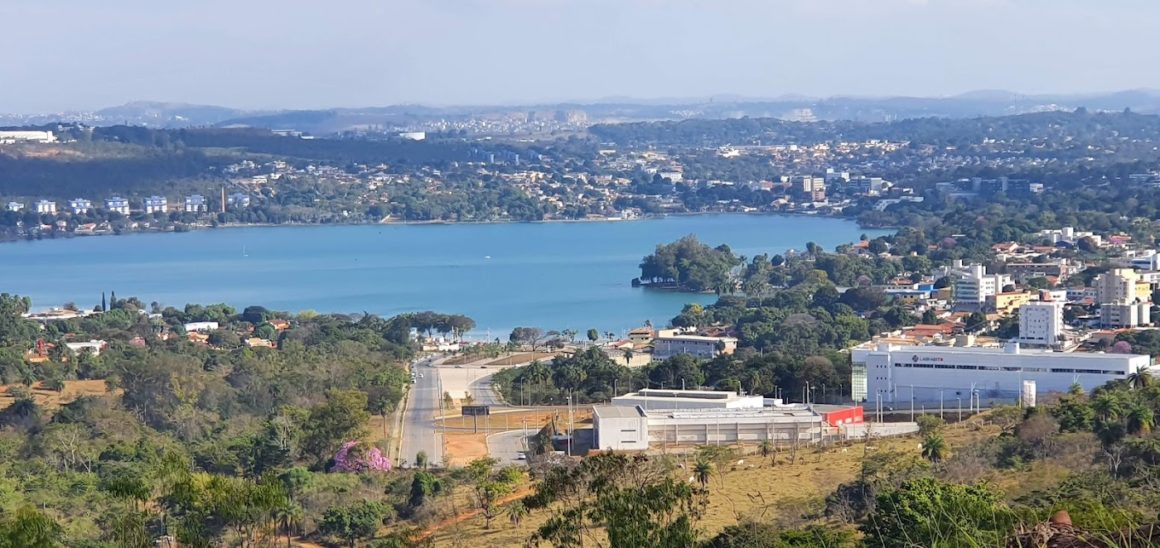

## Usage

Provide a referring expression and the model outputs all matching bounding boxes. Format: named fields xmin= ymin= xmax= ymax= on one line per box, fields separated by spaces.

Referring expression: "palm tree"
xmin=693 ymin=459 xmax=713 ymax=492
xmin=759 ymin=440 xmax=774 ymax=465
xmin=1128 ymin=404 xmax=1154 ymax=435
xmin=507 ymin=501 xmax=528 ymax=526
xmin=274 ymin=502 xmax=303 ymax=548
xmin=1093 ymin=392 xmax=1127 ymax=422
xmin=1128 ymin=370 xmax=1154 ymax=389
xmin=921 ymin=433 xmax=947 ymax=464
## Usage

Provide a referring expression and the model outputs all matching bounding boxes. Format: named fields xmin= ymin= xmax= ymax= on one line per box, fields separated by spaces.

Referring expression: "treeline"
xmin=589 ymin=110 xmax=1160 ymax=148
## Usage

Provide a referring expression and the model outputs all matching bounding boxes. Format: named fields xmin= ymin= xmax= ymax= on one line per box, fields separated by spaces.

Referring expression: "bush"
xmin=917 ymin=415 xmax=946 ymax=435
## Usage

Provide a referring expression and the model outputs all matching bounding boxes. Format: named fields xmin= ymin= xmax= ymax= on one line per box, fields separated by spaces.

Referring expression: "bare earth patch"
xmin=0 ymin=379 xmax=113 ymax=410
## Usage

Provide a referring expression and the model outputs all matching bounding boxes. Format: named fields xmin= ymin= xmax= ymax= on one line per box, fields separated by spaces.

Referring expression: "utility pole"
xmin=910 ymin=385 xmax=915 ymax=422
xmin=567 ymin=392 xmax=574 ymax=456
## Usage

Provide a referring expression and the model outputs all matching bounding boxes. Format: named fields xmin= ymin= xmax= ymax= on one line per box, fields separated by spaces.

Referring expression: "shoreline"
xmin=0 ymin=209 xmax=888 ymax=245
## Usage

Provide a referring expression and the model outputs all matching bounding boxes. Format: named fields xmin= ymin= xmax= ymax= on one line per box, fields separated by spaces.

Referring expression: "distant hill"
xmin=4 ymin=90 xmax=1160 ymax=134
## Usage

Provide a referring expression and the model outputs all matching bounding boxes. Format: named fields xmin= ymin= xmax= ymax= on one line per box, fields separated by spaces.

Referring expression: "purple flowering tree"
xmin=331 ymin=441 xmax=391 ymax=473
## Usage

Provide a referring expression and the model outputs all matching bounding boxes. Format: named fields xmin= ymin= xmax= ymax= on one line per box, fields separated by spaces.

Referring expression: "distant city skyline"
xmin=2 ymin=0 xmax=1159 ymax=114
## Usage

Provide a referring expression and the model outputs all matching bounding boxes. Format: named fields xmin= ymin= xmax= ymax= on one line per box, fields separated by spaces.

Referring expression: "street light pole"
xmin=910 ymin=385 xmax=915 ymax=422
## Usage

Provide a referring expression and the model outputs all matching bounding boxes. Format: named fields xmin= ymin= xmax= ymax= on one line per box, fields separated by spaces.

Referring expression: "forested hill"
xmin=0 ymin=125 xmax=524 ymax=199
xmin=589 ymin=110 xmax=1160 ymax=148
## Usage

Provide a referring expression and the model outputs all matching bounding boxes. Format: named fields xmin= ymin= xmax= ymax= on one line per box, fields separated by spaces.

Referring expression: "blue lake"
xmin=0 ymin=215 xmax=889 ymax=337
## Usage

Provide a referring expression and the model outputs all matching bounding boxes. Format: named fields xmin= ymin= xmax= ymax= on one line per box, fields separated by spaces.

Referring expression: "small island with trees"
xmin=634 ymin=234 xmax=742 ymax=293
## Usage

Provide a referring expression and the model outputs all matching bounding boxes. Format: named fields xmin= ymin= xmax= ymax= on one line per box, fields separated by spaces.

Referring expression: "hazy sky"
xmin=2 ymin=0 xmax=1158 ymax=113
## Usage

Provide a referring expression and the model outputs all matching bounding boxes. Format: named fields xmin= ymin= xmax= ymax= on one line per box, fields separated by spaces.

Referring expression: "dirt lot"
xmin=444 ymin=432 xmax=489 ymax=466
xmin=0 ymin=380 xmax=113 ymax=410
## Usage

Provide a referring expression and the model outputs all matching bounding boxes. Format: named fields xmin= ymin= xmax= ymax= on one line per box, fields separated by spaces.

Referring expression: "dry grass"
xmin=0 ymin=380 xmax=113 ymax=410
xmin=485 ymin=353 xmax=557 ymax=366
xmin=419 ymin=419 xmax=1007 ymax=545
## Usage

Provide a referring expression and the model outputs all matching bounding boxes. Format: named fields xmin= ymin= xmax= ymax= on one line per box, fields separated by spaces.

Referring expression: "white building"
xmin=0 ymin=130 xmax=56 ymax=144
xmin=144 ymin=196 xmax=168 ymax=214
xmin=105 ymin=197 xmax=130 ymax=215
xmin=592 ymin=404 xmax=823 ymax=452
xmin=851 ymin=342 xmax=1150 ymax=405
xmin=1040 ymin=226 xmax=1099 ymax=246
xmin=184 ymin=195 xmax=207 ymax=213
xmin=398 ymin=131 xmax=426 ymax=141
xmin=1096 ymin=268 xmax=1151 ymax=327
xmin=1102 ymin=303 xmax=1151 ymax=329
xmin=948 ymin=261 xmax=1012 ymax=308
xmin=1018 ymin=301 xmax=1064 ymax=347
xmin=611 ymin=389 xmax=763 ymax=411
xmin=652 ymin=335 xmax=738 ymax=360
xmin=65 ymin=340 xmax=107 ymax=356
xmin=228 ymin=193 xmax=251 ymax=209
xmin=68 ymin=198 xmax=93 ymax=215
xmin=35 ymin=200 xmax=56 ymax=214
xmin=183 ymin=321 xmax=220 ymax=333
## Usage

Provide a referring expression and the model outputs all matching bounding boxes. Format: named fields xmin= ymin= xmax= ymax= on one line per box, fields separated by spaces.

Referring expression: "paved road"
xmin=469 ymin=372 xmax=506 ymax=407
xmin=487 ymin=430 xmax=530 ymax=466
xmin=399 ymin=356 xmax=444 ymax=468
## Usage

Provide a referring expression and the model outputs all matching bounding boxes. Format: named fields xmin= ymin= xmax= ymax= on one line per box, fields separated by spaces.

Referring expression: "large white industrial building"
xmin=610 ymin=389 xmax=763 ymax=411
xmin=0 ymin=130 xmax=56 ymax=144
xmin=592 ymin=404 xmax=823 ymax=451
xmin=851 ymin=342 xmax=1150 ymax=404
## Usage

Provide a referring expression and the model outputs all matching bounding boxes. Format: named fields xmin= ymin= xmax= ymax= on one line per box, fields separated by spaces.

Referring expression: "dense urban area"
xmin=8 ymin=99 xmax=1160 ymax=546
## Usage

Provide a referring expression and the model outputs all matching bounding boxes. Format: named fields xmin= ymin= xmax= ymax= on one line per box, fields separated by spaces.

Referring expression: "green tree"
xmin=586 ymin=328 xmax=600 ymax=343
xmin=319 ymin=500 xmax=389 ymax=547
xmin=921 ymin=433 xmax=947 ymax=463
xmin=694 ymin=459 xmax=713 ymax=492
xmin=301 ymin=390 xmax=371 ymax=468
xmin=0 ymin=506 xmax=64 ymax=548
xmin=863 ymin=478 xmax=1014 ymax=548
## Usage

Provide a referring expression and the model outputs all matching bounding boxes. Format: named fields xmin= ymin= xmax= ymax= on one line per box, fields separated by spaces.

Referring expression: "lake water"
xmin=0 ymin=215 xmax=888 ymax=337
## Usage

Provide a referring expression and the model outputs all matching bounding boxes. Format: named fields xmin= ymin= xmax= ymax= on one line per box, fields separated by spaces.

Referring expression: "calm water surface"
xmin=0 ymin=215 xmax=889 ymax=336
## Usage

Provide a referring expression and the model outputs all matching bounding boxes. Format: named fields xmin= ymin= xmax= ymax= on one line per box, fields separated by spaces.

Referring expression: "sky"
xmin=2 ymin=0 xmax=1159 ymax=113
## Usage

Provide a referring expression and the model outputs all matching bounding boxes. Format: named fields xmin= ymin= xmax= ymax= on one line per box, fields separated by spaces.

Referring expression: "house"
xmin=184 ymin=195 xmax=207 ymax=213
xmin=228 ymin=193 xmax=251 ymax=209
xmin=244 ymin=338 xmax=276 ymax=349
xmin=269 ymin=319 xmax=291 ymax=331
xmin=105 ymin=197 xmax=130 ymax=215
xmin=5 ymin=202 xmax=23 ymax=212
xmin=65 ymin=340 xmax=107 ymax=356
xmin=183 ymin=321 xmax=220 ymax=332
xmin=628 ymin=326 xmax=656 ymax=347
xmin=144 ymin=196 xmax=168 ymax=214
xmin=652 ymin=335 xmax=738 ymax=360
xmin=68 ymin=198 xmax=93 ymax=215
xmin=35 ymin=200 xmax=57 ymax=214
